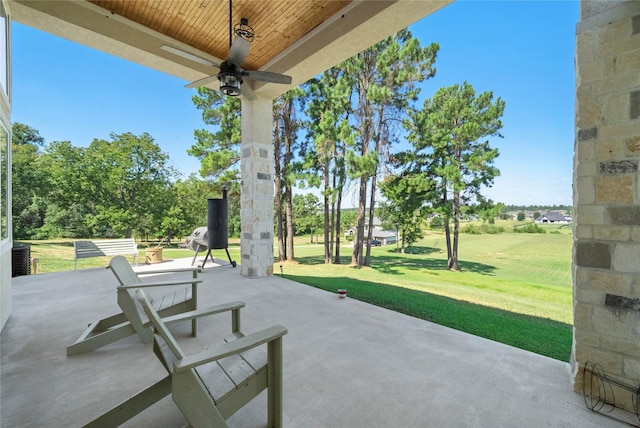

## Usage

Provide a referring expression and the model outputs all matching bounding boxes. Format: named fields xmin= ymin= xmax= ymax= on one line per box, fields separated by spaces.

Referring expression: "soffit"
xmin=10 ymin=0 xmax=452 ymax=99
xmin=89 ymin=0 xmax=351 ymax=72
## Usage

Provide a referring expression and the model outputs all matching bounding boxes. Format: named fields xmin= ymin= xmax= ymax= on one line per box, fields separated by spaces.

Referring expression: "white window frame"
xmin=0 ymin=0 xmax=10 ymax=244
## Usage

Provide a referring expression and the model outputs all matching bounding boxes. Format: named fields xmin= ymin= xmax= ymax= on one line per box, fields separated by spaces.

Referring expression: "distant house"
xmin=346 ymin=217 xmax=397 ymax=245
xmin=345 ymin=217 xmax=382 ymax=236
xmin=372 ymin=231 xmax=397 ymax=246
xmin=535 ymin=211 xmax=572 ymax=224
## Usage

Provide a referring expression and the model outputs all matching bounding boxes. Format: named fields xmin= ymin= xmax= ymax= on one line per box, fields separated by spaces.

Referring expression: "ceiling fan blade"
xmin=244 ymin=70 xmax=292 ymax=85
xmin=241 ymin=83 xmax=257 ymax=101
xmin=185 ymin=74 xmax=219 ymax=89
xmin=227 ymin=36 xmax=251 ymax=67
xmin=161 ymin=45 xmax=220 ymax=68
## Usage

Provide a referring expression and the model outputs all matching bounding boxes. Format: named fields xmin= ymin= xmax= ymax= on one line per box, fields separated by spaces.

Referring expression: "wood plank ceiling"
xmin=90 ymin=0 xmax=352 ymax=71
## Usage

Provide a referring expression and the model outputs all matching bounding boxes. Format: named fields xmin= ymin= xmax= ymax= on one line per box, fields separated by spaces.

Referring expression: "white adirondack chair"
xmin=67 ymin=255 xmax=243 ymax=356
xmin=142 ymin=290 xmax=287 ymax=428
xmin=84 ymin=291 xmax=287 ymax=428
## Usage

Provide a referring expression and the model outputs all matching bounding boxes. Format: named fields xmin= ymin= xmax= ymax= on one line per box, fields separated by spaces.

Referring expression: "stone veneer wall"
xmin=240 ymin=97 xmax=275 ymax=279
xmin=240 ymin=140 xmax=275 ymax=278
xmin=573 ymin=0 xmax=640 ymax=410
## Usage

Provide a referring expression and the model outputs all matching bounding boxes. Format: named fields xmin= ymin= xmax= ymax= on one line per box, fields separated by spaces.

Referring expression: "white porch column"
xmin=240 ymin=96 xmax=274 ymax=278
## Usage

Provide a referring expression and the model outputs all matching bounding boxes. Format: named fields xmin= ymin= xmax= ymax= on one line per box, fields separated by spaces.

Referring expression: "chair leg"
xmin=191 ymin=282 xmax=198 ymax=337
xmin=267 ymin=337 xmax=284 ymax=428
xmin=83 ymin=375 xmax=172 ymax=428
xmin=67 ymin=322 xmax=137 ymax=356
xmin=232 ymin=308 xmax=241 ymax=334
xmin=173 ymin=372 xmax=227 ymax=428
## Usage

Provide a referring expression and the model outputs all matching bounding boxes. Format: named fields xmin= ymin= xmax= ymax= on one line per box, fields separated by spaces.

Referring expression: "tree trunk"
xmin=323 ymin=162 xmax=332 ymax=264
xmin=364 ymin=175 xmax=376 ymax=266
xmin=285 ymin=183 xmax=294 ymax=261
xmin=277 ymin=95 xmax=301 ymax=262
xmin=352 ymin=83 xmax=371 ymax=267
xmin=444 ymin=215 xmax=452 ymax=265
xmin=274 ymin=133 xmax=286 ymax=262
xmin=352 ymin=177 xmax=367 ymax=266
xmin=323 ymin=195 xmax=331 ymax=264
xmin=448 ymin=142 xmax=462 ymax=271
xmin=334 ymin=143 xmax=346 ymax=264
xmin=364 ymin=105 xmax=386 ymax=266
xmin=449 ymin=190 xmax=460 ymax=271
xmin=328 ymin=166 xmax=336 ymax=263
xmin=283 ymin=116 xmax=294 ymax=261
xmin=334 ymin=187 xmax=343 ymax=264
xmin=276 ymin=192 xmax=285 ymax=261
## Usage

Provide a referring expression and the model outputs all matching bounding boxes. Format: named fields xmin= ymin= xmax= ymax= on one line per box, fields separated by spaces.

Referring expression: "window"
xmin=0 ymin=122 xmax=7 ymax=240
xmin=0 ymin=1 xmax=7 ymax=95
xmin=0 ymin=0 xmax=8 ymax=241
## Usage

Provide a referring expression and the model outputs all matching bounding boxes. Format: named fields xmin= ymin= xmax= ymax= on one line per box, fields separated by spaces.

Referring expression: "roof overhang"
xmin=10 ymin=0 xmax=452 ymax=99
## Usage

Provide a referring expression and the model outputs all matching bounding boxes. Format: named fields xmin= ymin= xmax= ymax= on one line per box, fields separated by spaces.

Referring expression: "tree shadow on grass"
xmin=284 ymin=273 xmax=572 ymax=362
xmin=292 ymin=249 xmax=497 ymax=276
xmin=383 ymin=245 xmax=441 ymax=255
xmin=372 ymin=254 xmax=497 ymax=276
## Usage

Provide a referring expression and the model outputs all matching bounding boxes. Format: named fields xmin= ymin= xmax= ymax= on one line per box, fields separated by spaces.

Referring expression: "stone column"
xmin=240 ymin=96 xmax=274 ymax=278
xmin=573 ymin=0 xmax=640 ymax=412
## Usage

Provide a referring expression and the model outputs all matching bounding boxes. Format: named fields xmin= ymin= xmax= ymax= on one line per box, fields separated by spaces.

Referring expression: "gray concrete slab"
xmin=1 ymin=257 xmax=628 ymax=427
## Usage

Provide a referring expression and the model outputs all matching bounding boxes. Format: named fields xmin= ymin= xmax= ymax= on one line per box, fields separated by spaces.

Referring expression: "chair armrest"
xmin=162 ymin=301 xmax=245 ymax=325
xmin=174 ymin=325 xmax=288 ymax=372
xmin=136 ymin=267 xmax=201 ymax=276
xmin=118 ymin=279 xmax=203 ymax=289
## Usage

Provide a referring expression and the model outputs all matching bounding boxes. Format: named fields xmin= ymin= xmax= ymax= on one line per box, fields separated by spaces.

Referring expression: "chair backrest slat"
xmin=153 ymin=333 xmax=179 ymax=374
xmin=108 ymin=255 xmax=142 ymax=286
xmin=136 ymin=290 xmax=185 ymax=360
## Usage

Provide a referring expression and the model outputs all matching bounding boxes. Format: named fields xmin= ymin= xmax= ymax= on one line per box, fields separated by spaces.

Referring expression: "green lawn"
xmin=20 ymin=223 xmax=574 ymax=361
xmin=278 ymin=223 xmax=574 ymax=361
xmin=283 ymin=227 xmax=572 ymax=323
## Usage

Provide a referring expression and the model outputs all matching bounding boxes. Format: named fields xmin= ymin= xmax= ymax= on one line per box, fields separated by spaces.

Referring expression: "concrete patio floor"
xmin=1 ymin=257 xmax=628 ymax=427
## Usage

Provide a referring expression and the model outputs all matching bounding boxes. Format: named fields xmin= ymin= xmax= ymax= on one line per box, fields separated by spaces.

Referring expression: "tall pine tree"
xmin=406 ymin=82 xmax=505 ymax=270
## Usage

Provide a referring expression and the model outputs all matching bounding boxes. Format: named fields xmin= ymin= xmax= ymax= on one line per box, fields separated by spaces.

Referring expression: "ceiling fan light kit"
xmin=218 ymin=64 xmax=242 ymax=96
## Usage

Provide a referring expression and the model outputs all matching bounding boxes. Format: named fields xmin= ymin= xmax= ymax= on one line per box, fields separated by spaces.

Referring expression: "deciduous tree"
xmin=83 ymin=132 xmax=179 ymax=238
xmin=11 ymin=123 xmax=46 ymax=238
xmin=292 ymin=193 xmax=321 ymax=239
xmin=379 ymin=174 xmax=430 ymax=253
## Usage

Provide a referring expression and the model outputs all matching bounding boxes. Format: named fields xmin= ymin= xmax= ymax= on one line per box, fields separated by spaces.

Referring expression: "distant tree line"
xmin=12 ymin=123 xmax=234 ymax=241
xmin=503 ymin=204 xmax=572 ymax=214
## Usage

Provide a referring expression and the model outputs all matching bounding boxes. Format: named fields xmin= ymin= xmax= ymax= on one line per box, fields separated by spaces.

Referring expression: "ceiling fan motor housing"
xmin=234 ymin=18 xmax=255 ymax=42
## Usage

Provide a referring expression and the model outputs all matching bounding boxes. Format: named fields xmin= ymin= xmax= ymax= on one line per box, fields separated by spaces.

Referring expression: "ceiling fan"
xmin=161 ymin=1 xmax=292 ymax=100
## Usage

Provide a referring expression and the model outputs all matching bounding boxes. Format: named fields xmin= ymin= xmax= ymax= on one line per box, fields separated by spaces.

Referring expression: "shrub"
xmin=481 ymin=224 xmax=504 ymax=234
xmin=462 ymin=224 xmax=482 ymax=234
xmin=462 ymin=224 xmax=504 ymax=234
xmin=514 ymin=224 xmax=546 ymax=233
xmin=429 ymin=216 xmax=444 ymax=230
xmin=345 ymin=234 xmax=354 ymax=242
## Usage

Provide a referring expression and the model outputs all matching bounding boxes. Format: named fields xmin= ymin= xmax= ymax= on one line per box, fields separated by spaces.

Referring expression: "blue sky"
xmin=11 ymin=0 xmax=578 ymax=206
